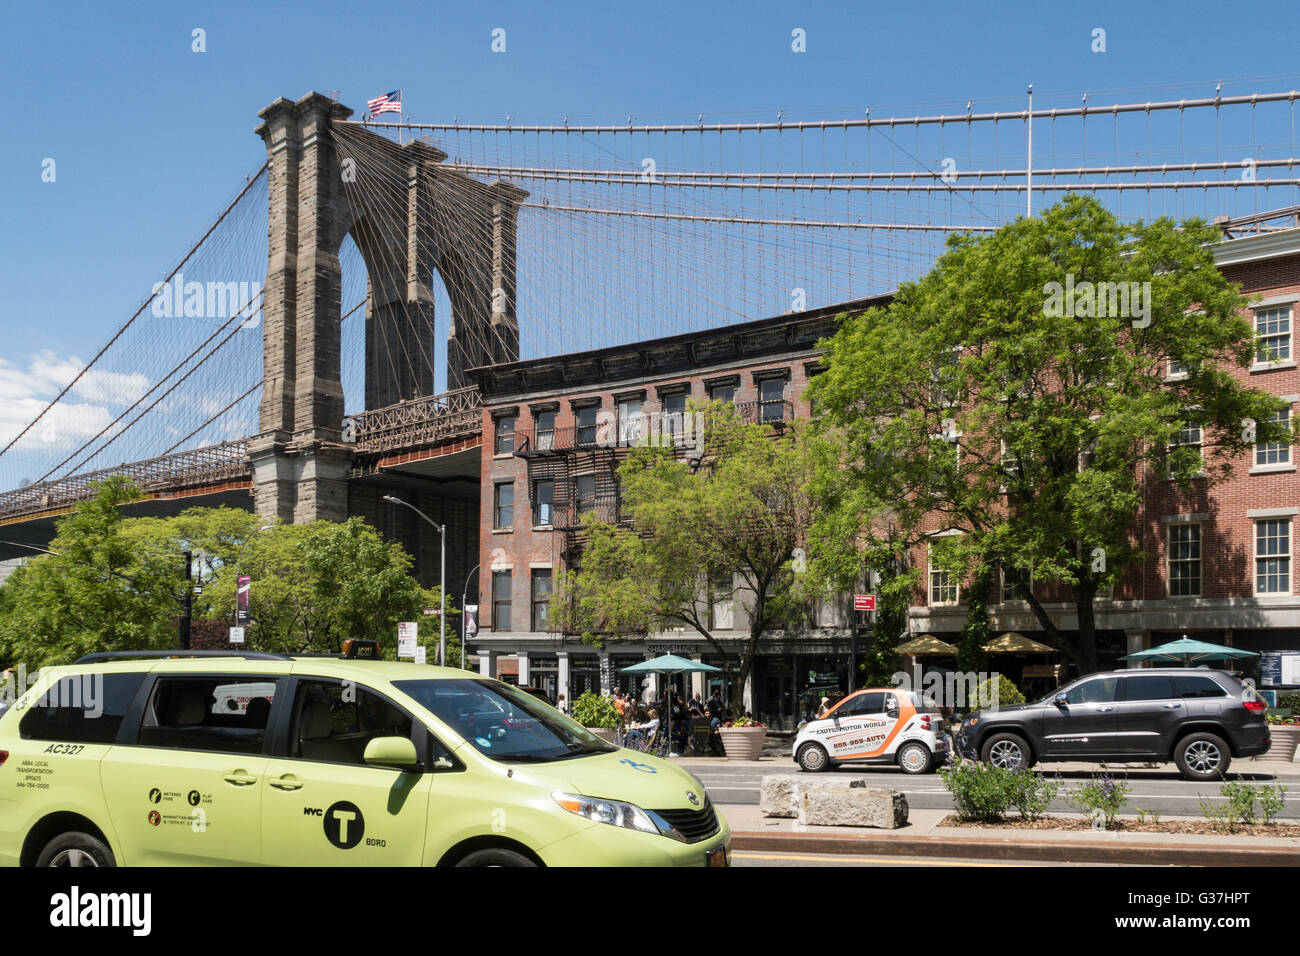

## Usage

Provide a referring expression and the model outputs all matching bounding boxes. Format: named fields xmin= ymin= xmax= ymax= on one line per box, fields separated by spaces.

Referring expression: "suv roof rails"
xmin=73 ymin=650 xmax=293 ymax=665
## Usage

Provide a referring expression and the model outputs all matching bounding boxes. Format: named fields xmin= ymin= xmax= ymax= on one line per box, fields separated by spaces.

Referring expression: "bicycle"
xmin=618 ymin=727 xmax=667 ymax=757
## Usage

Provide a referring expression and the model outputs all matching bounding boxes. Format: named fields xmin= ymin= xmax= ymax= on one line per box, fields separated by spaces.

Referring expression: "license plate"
xmin=706 ymin=846 xmax=727 ymax=867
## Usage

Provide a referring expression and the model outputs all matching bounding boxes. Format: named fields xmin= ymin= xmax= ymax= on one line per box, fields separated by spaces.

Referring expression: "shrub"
xmin=1205 ymin=781 xmax=1289 ymax=830
xmin=938 ymin=754 xmax=1018 ymax=823
xmin=973 ymin=672 xmax=1026 ymax=710
xmin=570 ymin=691 xmax=619 ymax=729
xmin=1006 ymin=767 xmax=1061 ymax=821
xmin=1278 ymin=691 xmax=1300 ymax=714
xmin=1067 ymin=774 xmax=1131 ymax=830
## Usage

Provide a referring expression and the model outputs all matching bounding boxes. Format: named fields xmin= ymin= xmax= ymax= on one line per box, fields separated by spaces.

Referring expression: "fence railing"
xmin=345 ymin=386 xmax=483 ymax=455
xmin=0 ymin=439 xmax=250 ymax=522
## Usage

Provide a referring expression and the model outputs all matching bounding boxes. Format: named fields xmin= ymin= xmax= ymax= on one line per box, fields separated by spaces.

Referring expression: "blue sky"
xmin=2 ymin=0 xmax=1299 ymax=483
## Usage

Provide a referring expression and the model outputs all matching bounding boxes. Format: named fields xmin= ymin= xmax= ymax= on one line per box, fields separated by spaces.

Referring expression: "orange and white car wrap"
xmin=792 ymin=688 xmax=947 ymax=770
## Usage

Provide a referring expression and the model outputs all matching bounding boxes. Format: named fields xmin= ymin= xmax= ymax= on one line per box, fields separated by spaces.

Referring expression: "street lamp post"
xmin=461 ymin=564 xmax=480 ymax=671
xmin=383 ymin=495 xmax=446 ymax=666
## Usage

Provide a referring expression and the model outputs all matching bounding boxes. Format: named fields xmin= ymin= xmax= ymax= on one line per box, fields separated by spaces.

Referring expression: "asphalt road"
xmin=693 ymin=762 xmax=1300 ymax=820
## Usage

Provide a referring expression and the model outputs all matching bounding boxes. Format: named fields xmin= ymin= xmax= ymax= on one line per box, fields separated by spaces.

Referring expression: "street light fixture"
xmin=383 ymin=495 xmax=446 ymax=666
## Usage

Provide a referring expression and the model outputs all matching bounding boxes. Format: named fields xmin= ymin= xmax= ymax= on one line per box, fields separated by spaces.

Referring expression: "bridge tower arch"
xmin=250 ymin=92 xmax=524 ymax=523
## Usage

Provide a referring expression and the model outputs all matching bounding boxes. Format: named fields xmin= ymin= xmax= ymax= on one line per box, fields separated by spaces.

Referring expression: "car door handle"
xmin=269 ymin=775 xmax=303 ymax=791
xmin=1163 ymin=703 xmax=1182 ymax=709
xmin=223 ymin=770 xmax=258 ymax=786
xmin=1095 ymin=706 xmax=1114 ymax=713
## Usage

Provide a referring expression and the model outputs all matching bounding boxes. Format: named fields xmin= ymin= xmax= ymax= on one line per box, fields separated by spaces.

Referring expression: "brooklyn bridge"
xmin=3 ymin=87 xmax=1298 ymax=595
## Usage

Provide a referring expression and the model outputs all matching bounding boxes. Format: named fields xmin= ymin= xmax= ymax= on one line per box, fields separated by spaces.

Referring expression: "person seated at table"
xmin=626 ymin=709 xmax=660 ymax=746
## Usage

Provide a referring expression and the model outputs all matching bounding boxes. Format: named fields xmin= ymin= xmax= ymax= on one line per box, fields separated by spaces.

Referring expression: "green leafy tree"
xmin=810 ymin=195 xmax=1295 ymax=673
xmin=0 ymin=477 xmax=182 ymax=666
xmin=550 ymin=403 xmax=818 ymax=705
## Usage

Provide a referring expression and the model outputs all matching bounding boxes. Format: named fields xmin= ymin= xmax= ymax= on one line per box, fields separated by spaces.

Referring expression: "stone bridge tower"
xmin=249 ymin=92 xmax=524 ymax=523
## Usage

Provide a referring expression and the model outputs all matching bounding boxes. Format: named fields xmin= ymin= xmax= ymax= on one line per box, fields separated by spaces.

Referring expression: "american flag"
xmin=367 ymin=89 xmax=402 ymax=116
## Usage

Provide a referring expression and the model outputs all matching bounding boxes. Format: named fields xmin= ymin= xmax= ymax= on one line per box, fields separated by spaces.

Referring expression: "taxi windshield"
xmin=393 ymin=678 xmax=617 ymax=763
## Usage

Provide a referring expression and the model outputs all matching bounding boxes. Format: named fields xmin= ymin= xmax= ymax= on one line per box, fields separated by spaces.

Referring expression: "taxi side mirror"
xmin=363 ymin=736 xmax=422 ymax=771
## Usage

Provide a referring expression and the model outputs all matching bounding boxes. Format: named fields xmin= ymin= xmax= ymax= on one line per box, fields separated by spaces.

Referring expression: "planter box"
xmin=718 ymin=726 xmax=765 ymax=761
xmin=1266 ymin=725 xmax=1300 ymax=762
xmin=586 ymin=727 xmax=617 ymax=744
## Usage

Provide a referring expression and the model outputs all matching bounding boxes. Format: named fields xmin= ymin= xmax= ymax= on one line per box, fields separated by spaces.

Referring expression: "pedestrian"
xmin=556 ymin=693 xmax=567 ymax=715
xmin=626 ymin=708 xmax=660 ymax=747
xmin=816 ymin=696 xmax=831 ymax=719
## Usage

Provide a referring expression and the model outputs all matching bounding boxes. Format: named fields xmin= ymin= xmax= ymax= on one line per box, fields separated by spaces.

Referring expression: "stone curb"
xmin=729 ymin=830 xmax=1299 ymax=865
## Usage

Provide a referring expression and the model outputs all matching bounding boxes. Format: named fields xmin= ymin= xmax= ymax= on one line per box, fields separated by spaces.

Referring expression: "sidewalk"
xmin=718 ymin=804 xmax=1300 ymax=865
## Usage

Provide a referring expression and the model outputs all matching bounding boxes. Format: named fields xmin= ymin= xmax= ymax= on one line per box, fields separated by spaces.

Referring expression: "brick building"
xmin=461 ymin=222 xmax=1300 ymax=715
xmin=909 ymin=226 xmax=1300 ymax=695
xmin=466 ymin=297 xmax=888 ymax=728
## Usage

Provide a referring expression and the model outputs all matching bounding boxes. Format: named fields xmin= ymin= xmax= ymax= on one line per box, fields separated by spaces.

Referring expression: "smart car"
xmin=792 ymin=687 xmax=947 ymax=774
xmin=0 ymin=646 xmax=729 ymax=867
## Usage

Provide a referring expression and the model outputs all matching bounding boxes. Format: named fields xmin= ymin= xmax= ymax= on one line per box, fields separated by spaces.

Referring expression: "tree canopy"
xmin=0 ymin=479 xmax=456 ymax=667
xmin=808 ymin=194 xmax=1295 ymax=672
xmin=550 ymin=402 xmax=820 ymax=703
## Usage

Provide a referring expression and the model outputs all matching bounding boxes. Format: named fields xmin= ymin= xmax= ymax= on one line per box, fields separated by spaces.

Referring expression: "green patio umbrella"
xmin=1122 ymin=637 xmax=1259 ymax=665
xmin=619 ymin=655 xmax=721 ymax=756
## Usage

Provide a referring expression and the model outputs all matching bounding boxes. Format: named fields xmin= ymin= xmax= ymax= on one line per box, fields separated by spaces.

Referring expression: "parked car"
xmin=954 ymin=668 xmax=1270 ymax=781
xmin=793 ymin=687 xmax=947 ymax=774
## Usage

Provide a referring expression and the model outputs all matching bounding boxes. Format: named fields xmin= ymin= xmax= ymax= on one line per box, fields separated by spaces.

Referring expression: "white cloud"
xmin=0 ymin=351 xmax=140 ymax=453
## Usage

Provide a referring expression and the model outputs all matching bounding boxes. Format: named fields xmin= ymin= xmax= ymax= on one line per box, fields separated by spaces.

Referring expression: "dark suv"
xmin=954 ymin=668 xmax=1270 ymax=781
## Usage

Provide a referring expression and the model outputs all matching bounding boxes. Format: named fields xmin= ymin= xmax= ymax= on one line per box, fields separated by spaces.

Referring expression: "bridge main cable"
xmin=0 ymin=162 xmax=269 ymax=462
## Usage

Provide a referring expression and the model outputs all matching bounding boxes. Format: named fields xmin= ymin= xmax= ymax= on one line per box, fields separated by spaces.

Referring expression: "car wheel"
xmin=897 ymin=742 xmax=933 ymax=775
xmin=981 ymin=733 xmax=1030 ymax=771
xmin=1175 ymin=732 xmax=1231 ymax=781
xmin=797 ymin=742 xmax=830 ymax=773
xmin=36 ymin=831 xmax=115 ymax=868
xmin=455 ymin=848 xmax=538 ymax=867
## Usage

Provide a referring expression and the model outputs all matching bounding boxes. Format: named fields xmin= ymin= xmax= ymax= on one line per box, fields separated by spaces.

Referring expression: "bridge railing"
xmin=0 ymin=439 xmax=251 ymax=522
xmin=345 ymin=386 xmax=483 ymax=455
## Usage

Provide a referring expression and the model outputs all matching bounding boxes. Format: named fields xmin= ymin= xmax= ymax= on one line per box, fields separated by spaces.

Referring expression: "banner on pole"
xmin=236 ymin=576 xmax=251 ymax=626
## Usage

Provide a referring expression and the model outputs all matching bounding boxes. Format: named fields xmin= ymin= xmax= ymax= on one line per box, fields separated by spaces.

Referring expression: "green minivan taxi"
xmin=0 ymin=648 xmax=729 ymax=867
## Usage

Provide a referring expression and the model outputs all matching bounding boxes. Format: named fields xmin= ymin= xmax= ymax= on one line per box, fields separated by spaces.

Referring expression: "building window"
xmin=1168 ymin=415 xmax=1202 ymax=478
xmin=494 ymin=414 xmax=516 ymax=455
xmin=494 ymin=482 xmax=514 ymax=529
xmin=929 ymin=553 xmax=959 ymax=606
xmin=662 ymin=392 xmax=687 ymax=439
xmin=708 ymin=575 xmax=734 ymax=629
xmin=1255 ymin=306 xmax=1292 ymax=364
xmin=533 ymin=479 xmax=554 ymax=526
xmin=1167 ymin=524 xmax=1202 ymax=597
xmin=931 ymin=347 xmax=962 ymax=407
xmin=531 ymin=569 xmax=553 ymax=632
xmin=1256 ymin=519 xmax=1292 ymax=594
xmin=708 ymin=383 xmax=735 ymax=404
xmin=1167 ymin=358 xmax=1189 ymax=378
xmin=492 ymin=570 xmax=512 ymax=630
xmin=1001 ymin=563 xmax=1032 ymax=602
xmin=759 ymin=377 xmax=786 ymax=423
xmin=574 ymin=474 xmax=596 ymax=514
xmin=1256 ymin=406 xmax=1293 ymax=466
xmin=576 ymin=406 xmax=598 ymax=446
xmin=618 ymin=397 xmax=643 ymax=445
xmin=534 ymin=409 xmax=555 ymax=451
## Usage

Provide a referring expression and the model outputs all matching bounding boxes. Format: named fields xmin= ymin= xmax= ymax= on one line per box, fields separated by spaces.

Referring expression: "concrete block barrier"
xmin=797 ymin=788 xmax=910 ymax=829
xmin=759 ymin=774 xmax=869 ymax=818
